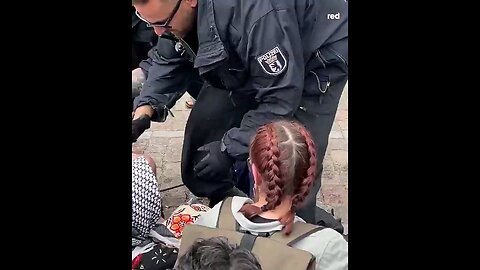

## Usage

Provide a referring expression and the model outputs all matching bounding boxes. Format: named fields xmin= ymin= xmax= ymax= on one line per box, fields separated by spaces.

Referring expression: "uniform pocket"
xmin=304 ymin=48 xmax=331 ymax=96
xmin=304 ymin=44 xmax=348 ymax=97
xmin=307 ymin=69 xmax=330 ymax=94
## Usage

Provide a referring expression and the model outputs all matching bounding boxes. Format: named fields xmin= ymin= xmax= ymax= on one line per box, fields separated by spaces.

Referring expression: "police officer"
xmin=131 ymin=5 xmax=201 ymax=128
xmin=132 ymin=6 xmax=158 ymax=113
xmin=132 ymin=0 xmax=348 ymax=224
xmin=132 ymin=6 xmax=157 ymax=70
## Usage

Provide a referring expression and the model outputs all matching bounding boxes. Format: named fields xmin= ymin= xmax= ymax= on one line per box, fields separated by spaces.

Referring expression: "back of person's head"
xmin=176 ymin=236 xmax=262 ymax=270
xmin=240 ymin=120 xmax=317 ymax=235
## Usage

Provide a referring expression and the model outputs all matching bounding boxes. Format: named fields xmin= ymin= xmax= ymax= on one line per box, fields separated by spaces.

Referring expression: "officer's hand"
xmin=133 ymin=105 xmax=155 ymax=120
xmin=132 ymin=114 xmax=151 ymax=143
xmin=194 ymin=141 xmax=234 ymax=180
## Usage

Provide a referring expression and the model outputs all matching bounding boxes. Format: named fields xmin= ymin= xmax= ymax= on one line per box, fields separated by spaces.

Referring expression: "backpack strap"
xmin=239 ymin=233 xmax=258 ymax=251
xmin=216 ymin=197 xmax=238 ymax=231
xmin=269 ymin=222 xmax=325 ymax=246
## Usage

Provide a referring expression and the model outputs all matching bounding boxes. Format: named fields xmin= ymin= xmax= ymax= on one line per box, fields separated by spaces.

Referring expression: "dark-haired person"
xmin=176 ymin=237 xmax=262 ymax=270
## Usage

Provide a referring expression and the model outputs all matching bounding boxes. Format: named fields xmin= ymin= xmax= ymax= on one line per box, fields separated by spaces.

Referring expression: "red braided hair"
xmin=239 ymin=120 xmax=317 ymax=235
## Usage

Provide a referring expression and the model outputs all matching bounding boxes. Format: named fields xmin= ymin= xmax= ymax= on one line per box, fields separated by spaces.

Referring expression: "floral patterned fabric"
xmin=162 ymin=204 xmax=210 ymax=238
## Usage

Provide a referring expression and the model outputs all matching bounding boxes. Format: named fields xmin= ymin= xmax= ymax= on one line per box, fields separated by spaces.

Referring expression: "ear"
xmin=251 ymin=163 xmax=263 ymax=187
xmin=184 ymin=0 xmax=198 ymax=8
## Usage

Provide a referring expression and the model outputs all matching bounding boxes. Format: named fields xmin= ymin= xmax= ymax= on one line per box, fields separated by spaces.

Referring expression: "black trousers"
xmin=181 ymin=85 xmax=256 ymax=203
xmin=182 ymin=39 xmax=347 ymax=223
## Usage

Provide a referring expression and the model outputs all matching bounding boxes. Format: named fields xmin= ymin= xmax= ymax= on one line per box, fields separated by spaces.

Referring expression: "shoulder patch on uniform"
xmin=256 ymin=46 xmax=287 ymax=76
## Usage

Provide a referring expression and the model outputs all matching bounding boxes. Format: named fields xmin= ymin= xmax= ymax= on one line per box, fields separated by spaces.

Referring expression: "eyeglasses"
xmin=135 ymin=0 xmax=182 ymax=29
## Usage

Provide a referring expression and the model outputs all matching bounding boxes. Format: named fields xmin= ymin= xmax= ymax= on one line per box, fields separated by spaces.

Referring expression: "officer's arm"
xmin=223 ymin=11 xmax=304 ymax=160
xmin=134 ymin=37 xmax=195 ymax=122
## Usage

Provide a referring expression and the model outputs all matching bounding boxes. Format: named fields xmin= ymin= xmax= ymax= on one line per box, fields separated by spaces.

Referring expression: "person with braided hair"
xmin=194 ymin=120 xmax=348 ymax=270
xmin=131 ymin=0 xmax=348 ymax=222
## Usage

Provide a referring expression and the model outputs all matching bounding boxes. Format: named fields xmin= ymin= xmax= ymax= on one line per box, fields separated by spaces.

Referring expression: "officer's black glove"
xmin=132 ymin=115 xmax=151 ymax=143
xmin=194 ymin=141 xmax=234 ymax=180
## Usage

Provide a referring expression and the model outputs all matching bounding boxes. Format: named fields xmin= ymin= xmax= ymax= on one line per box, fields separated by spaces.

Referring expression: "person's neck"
xmin=252 ymin=194 xmax=293 ymax=220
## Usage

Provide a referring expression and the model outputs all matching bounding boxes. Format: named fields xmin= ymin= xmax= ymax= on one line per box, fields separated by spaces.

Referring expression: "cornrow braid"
xmin=291 ymin=124 xmax=317 ymax=210
xmin=239 ymin=121 xmax=317 ymax=236
xmin=262 ymin=124 xmax=284 ymax=211
xmin=239 ymin=124 xmax=283 ymax=219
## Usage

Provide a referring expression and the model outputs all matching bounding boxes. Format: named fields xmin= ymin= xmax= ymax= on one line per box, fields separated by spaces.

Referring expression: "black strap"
xmin=238 ymin=227 xmax=271 ymax=237
xmin=151 ymin=224 xmax=176 ymax=238
xmin=235 ymin=219 xmax=240 ymax=231
xmin=287 ymin=226 xmax=325 ymax=246
xmin=239 ymin=233 xmax=258 ymax=251
xmin=268 ymin=223 xmax=325 ymax=247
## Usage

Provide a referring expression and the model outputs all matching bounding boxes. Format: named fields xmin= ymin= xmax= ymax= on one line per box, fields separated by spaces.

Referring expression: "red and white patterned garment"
xmin=162 ymin=204 xmax=210 ymax=238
